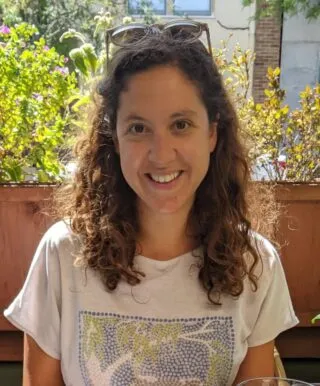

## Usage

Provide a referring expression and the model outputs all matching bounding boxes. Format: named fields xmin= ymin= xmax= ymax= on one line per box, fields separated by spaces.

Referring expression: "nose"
xmin=148 ymin=131 xmax=176 ymax=166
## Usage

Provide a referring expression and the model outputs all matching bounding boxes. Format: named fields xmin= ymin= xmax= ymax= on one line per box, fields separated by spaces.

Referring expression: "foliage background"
xmin=0 ymin=1 xmax=319 ymax=182
xmin=242 ymin=0 xmax=320 ymax=20
xmin=0 ymin=23 xmax=78 ymax=182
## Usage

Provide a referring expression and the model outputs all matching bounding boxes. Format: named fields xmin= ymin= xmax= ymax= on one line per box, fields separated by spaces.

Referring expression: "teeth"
xmin=150 ymin=172 xmax=180 ymax=183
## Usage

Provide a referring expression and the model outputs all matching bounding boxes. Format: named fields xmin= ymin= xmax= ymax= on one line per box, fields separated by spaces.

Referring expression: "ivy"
xmin=242 ymin=0 xmax=320 ymax=21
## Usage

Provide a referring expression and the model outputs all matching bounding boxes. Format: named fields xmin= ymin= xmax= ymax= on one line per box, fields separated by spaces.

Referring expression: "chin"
xmin=147 ymin=197 xmax=194 ymax=215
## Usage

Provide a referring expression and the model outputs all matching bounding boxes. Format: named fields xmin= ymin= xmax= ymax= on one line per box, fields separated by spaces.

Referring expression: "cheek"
xmin=184 ymin=137 xmax=212 ymax=179
xmin=184 ymin=135 xmax=212 ymax=162
xmin=118 ymin=142 xmax=144 ymax=179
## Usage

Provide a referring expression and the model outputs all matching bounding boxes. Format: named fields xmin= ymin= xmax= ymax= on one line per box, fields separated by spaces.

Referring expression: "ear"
xmin=209 ymin=121 xmax=218 ymax=153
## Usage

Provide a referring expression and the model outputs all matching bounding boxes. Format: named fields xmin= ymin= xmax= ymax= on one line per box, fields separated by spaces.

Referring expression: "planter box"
xmin=274 ymin=183 xmax=320 ymax=358
xmin=0 ymin=185 xmax=54 ymax=361
xmin=0 ymin=183 xmax=319 ymax=360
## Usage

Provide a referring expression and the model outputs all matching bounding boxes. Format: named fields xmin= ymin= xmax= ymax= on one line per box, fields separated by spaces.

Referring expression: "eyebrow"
xmin=170 ymin=110 xmax=198 ymax=119
xmin=124 ymin=109 xmax=198 ymax=123
xmin=124 ymin=114 xmax=150 ymax=124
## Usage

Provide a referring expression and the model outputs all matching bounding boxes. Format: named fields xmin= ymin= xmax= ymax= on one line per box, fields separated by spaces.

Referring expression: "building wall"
xmin=280 ymin=13 xmax=320 ymax=108
xmin=206 ymin=0 xmax=255 ymax=54
xmin=135 ymin=1 xmax=256 ymax=61
xmin=134 ymin=1 xmax=257 ymax=95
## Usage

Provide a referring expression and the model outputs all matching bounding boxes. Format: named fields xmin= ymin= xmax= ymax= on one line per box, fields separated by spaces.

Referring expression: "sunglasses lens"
xmin=111 ymin=25 xmax=147 ymax=46
xmin=166 ymin=22 xmax=201 ymax=40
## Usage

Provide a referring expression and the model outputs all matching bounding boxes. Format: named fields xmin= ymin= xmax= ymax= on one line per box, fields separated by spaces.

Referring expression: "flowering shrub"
xmin=214 ymin=42 xmax=319 ymax=182
xmin=244 ymin=69 xmax=319 ymax=181
xmin=0 ymin=23 xmax=78 ymax=182
xmin=1 ymin=20 xmax=318 ymax=183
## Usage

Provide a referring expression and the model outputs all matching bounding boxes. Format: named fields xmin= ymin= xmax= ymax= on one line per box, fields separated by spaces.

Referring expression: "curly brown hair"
xmin=54 ymin=34 xmax=271 ymax=305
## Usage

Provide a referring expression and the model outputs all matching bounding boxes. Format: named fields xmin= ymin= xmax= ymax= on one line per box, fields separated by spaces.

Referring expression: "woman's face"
xmin=116 ymin=65 xmax=217 ymax=216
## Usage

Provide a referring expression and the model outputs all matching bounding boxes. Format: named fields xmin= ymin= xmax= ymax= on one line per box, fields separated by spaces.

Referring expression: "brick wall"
xmin=252 ymin=16 xmax=282 ymax=102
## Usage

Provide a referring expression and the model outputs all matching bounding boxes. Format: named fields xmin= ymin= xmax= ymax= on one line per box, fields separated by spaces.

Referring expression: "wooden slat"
xmin=276 ymin=327 xmax=320 ymax=358
xmin=0 ymin=183 xmax=319 ymax=362
xmin=278 ymin=200 xmax=320 ymax=326
xmin=2 ymin=329 xmax=319 ymax=361
xmin=0 ymin=186 xmax=55 ymax=202
xmin=296 ymin=312 xmax=320 ymax=328
xmin=275 ymin=183 xmax=320 ymax=201
xmin=0 ymin=187 xmax=54 ymax=327
xmin=0 ymin=331 xmax=23 ymax=361
xmin=0 ymin=316 xmax=17 ymax=331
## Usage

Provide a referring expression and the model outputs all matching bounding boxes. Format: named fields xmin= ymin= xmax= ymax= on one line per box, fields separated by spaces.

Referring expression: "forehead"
xmin=118 ymin=65 xmax=205 ymax=116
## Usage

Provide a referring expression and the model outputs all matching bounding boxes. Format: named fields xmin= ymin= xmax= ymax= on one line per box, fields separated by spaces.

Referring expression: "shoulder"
xmin=247 ymin=231 xmax=281 ymax=281
xmin=239 ymin=232 xmax=285 ymax=308
xmin=42 ymin=220 xmax=78 ymax=245
xmin=38 ymin=220 xmax=81 ymax=261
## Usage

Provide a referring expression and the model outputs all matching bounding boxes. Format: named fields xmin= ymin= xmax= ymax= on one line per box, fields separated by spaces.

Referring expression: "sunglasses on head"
xmin=105 ymin=20 xmax=213 ymax=66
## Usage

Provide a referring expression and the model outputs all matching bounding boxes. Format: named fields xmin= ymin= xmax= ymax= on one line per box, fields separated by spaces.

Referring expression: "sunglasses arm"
xmin=105 ymin=32 xmax=110 ymax=70
xmin=205 ymin=28 xmax=213 ymax=58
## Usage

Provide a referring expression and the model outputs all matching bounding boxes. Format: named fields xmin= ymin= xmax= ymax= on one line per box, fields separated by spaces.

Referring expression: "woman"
xmin=4 ymin=21 xmax=298 ymax=385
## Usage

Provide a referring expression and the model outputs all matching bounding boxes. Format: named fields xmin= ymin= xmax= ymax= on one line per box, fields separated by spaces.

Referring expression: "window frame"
xmin=128 ymin=0 xmax=212 ymax=17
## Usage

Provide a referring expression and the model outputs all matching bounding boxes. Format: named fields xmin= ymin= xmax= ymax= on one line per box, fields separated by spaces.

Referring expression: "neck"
xmin=137 ymin=204 xmax=197 ymax=261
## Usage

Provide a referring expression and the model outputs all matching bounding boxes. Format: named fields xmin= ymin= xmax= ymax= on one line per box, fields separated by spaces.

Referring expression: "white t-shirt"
xmin=4 ymin=221 xmax=298 ymax=386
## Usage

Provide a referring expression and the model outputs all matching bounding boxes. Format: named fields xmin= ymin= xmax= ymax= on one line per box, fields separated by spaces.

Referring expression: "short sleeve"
xmin=3 ymin=227 xmax=62 ymax=359
xmin=247 ymin=238 xmax=299 ymax=347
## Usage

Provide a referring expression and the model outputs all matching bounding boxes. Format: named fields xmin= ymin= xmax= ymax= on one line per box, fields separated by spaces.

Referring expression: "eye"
xmin=173 ymin=120 xmax=191 ymax=131
xmin=128 ymin=123 xmax=145 ymax=134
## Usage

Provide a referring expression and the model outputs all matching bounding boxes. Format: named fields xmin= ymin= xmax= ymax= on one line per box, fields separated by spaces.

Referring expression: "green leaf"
xmin=7 ymin=164 xmax=23 ymax=182
xmin=59 ymin=29 xmax=86 ymax=44
xmin=82 ymin=43 xmax=98 ymax=73
xmin=70 ymin=48 xmax=89 ymax=76
xmin=72 ymin=95 xmax=91 ymax=112
xmin=267 ymin=67 xmax=274 ymax=77
xmin=274 ymin=67 xmax=281 ymax=77
xmin=37 ymin=170 xmax=49 ymax=183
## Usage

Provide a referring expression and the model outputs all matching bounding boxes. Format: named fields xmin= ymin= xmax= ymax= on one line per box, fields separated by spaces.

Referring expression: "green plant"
xmin=242 ymin=0 xmax=320 ymax=21
xmin=0 ymin=1 xmax=160 ymax=59
xmin=0 ymin=0 xmax=109 ymax=51
xmin=311 ymin=314 xmax=320 ymax=324
xmin=59 ymin=9 xmax=124 ymax=87
xmin=0 ymin=23 xmax=78 ymax=182
xmin=128 ymin=0 xmax=161 ymax=24
xmin=212 ymin=40 xmax=319 ymax=182
xmin=244 ymin=69 xmax=319 ymax=181
xmin=59 ymin=3 xmax=159 ymax=88
xmin=59 ymin=6 xmax=159 ymax=133
xmin=63 ymin=19 xmax=319 ymax=183
xmin=213 ymin=40 xmax=254 ymax=104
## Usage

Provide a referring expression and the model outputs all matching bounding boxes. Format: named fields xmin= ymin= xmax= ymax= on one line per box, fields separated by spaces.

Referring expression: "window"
xmin=128 ymin=0 xmax=212 ymax=16
xmin=173 ymin=0 xmax=211 ymax=16
xmin=129 ymin=0 xmax=166 ymax=15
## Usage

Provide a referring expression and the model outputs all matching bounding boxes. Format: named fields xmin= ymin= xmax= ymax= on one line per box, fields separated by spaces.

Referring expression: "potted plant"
xmin=242 ymin=69 xmax=319 ymax=356
xmin=0 ymin=22 xmax=79 ymax=359
xmin=220 ymin=46 xmax=320 ymax=358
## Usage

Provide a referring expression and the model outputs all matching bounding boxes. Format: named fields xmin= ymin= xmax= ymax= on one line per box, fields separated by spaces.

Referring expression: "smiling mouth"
xmin=146 ymin=171 xmax=183 ymax=184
